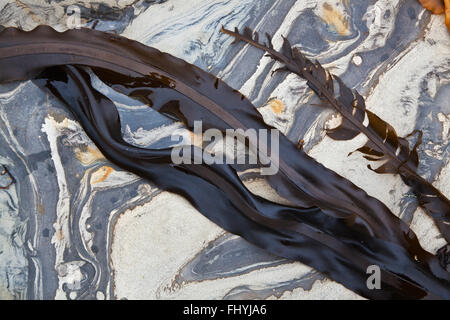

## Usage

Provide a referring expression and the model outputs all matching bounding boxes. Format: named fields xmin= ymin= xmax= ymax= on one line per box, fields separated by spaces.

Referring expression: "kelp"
xmin=0 ymin=26 xmax=449 ymax=299
xmin=221 ymin=26 xmax=450 ymax=249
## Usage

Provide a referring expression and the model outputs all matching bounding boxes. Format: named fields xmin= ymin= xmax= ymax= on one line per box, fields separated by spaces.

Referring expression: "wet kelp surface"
xmin=0 ymin=1 xmax=448 ymax=300
xmin=222 ymin=26 xmax=450 ymax=246
xmin=0 ymin=24 xmax=449 ymax=300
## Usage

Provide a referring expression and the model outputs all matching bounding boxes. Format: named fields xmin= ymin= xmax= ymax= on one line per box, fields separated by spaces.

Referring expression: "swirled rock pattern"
xmin=0 ymin=0 xmax=448 ymax=299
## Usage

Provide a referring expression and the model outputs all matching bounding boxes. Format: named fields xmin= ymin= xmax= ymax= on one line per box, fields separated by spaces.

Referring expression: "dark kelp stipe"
xmin=0 ymin=26 xmax=449 ymax=299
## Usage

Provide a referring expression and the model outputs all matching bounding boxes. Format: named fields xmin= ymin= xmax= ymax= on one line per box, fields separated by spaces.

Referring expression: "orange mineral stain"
xmin=321 ymin=3 xmax=350 ymax=36
xmin=75 ymin=145 xmax=105 ymax=165
xmin=269 ymin=99 xmax=284 ymax=114
xmin=418 ymin=0 xmax=445 ymax=14
xmin=56 ymin=228 xmax=64 ymax=241
xmin=38 ymin=203 xmax=45 ymax=215
xmin=445 ymin=0 xmax=450 ymax=31
xmin=92 ymin=166 xmax=114 ymax=184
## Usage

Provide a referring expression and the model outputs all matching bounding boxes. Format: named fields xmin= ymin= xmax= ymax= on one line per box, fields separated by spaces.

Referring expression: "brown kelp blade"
xmin=40 ymin=64 xmax=450 ymax=299
xmin=0 ymin=26 xmax=449 ymax=299
xmin=221 ymin=26 xmax=450 ymax=245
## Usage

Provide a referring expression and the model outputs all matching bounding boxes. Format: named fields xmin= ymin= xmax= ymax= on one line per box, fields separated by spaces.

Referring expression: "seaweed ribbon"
xmin=221 ymin=26 xmax=450 ymax=250
xmin=0 ymin=26 xmax=449 ymax=299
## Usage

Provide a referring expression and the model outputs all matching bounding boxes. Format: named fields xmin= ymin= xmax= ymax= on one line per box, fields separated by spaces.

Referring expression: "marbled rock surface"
xmin=0 ymin=0 xmax=448 ymax=300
